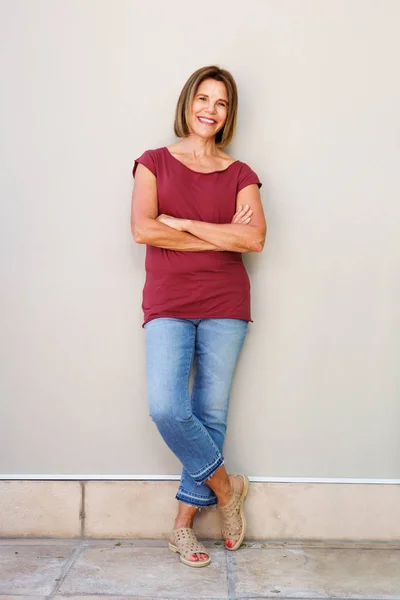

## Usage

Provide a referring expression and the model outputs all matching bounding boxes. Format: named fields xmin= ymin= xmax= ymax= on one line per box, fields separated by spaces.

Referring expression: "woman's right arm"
xmin=131 ymin=164 xmax=223 ymax=251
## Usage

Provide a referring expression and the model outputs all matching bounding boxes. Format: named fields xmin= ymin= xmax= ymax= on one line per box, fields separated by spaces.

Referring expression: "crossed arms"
xmin=131 ymin=163 xmax=267 ymax=253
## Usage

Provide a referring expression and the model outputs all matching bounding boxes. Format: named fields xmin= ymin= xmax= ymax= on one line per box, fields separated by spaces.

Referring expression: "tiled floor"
xmin=0 ymin=538 xmax=399 ymax=599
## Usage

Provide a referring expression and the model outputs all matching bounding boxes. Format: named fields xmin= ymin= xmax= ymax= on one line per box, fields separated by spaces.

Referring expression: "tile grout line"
xmin=225 ymin=550 xmax=237 ymax=600
xmin=45 ymin=540 xmax=86 ymax=600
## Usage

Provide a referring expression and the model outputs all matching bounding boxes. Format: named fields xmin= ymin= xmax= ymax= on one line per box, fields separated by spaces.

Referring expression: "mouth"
xmin=197 ymin=116 xmax=217 ymax=126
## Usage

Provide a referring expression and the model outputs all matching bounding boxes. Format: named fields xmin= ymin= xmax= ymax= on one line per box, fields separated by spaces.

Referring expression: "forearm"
xmin=133 ymin=218 xmax=223 ymax=251
xmin=185 ymin=220 xmax=265 ymax=253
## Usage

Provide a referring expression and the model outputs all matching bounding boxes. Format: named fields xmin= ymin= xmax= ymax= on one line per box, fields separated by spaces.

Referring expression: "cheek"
xmin=192 ymin=101 xmax=202 ymax=114
xmin=188 ymin=109 xmax=198 ymax=128
xmin=218 ymin=110 xmax=228 ymax=126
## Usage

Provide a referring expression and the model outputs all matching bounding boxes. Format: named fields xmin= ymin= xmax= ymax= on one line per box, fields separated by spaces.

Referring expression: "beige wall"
xmin=0 ymin=0 xmax=399 ymax=480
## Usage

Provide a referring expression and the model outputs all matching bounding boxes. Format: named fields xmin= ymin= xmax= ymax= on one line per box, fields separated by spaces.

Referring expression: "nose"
xmin=206 ymin=101 xmax=217 ymax=114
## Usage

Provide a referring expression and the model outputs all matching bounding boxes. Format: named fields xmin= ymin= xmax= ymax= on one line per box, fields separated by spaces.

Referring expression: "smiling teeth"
xmin=199 ymin=117 xmax=215 ymax=124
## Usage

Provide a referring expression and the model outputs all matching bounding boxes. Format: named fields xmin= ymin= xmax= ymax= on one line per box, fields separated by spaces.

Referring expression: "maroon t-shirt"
xmin=132 ymin=146 xmax=262 ymax=326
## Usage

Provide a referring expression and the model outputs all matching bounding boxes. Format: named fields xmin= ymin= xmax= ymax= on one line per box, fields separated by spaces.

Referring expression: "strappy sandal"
xmin=218 ymin=474 xmax=249 ymax=551
xmin=168 ymin=527 xmax=211 ymax=568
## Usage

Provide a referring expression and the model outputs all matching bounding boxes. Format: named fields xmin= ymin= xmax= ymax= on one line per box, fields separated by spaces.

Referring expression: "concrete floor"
xmin=0 ymin=538 xmax=399 ymax=599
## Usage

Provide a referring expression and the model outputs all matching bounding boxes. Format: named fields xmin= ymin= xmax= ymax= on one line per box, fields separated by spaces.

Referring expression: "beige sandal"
xmin=168 ymin=527 xmax=211 ymax=568
xmin=219 ymin=474 xmax=249 ymax=551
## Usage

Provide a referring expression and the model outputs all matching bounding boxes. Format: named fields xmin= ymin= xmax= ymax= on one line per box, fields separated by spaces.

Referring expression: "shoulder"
xmin=220 ymin=149 xmax=260 ymax=180
xmin=137 ymin=146 xmax=165 ymax=162
xmin=132 ymin=147 xmax=165 ymax=179
xmin=234 ymin=160 xmax=262 ymax=193
xmin=217 ymin=149 xmax=237 ymax=168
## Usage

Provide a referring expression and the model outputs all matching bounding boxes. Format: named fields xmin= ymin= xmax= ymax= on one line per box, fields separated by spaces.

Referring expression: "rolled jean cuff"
xmin=191 ymin=456 xmax=224 ymax=485
xmin=175 ymin=488 xmax=218 ymax=508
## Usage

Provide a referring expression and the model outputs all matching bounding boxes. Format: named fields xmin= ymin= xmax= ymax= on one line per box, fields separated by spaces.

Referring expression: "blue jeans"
xmin=144 ymin=317 xmax=248 ymax=507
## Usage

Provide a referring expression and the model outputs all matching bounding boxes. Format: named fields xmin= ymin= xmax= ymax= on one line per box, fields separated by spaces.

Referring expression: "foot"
xmin=169 ymin=527 xmax=210 ymax=566
xmin=170 ymin=525 xmax=209 ymax=563
xmin=218 ymin=474 xmax=246 ymax=549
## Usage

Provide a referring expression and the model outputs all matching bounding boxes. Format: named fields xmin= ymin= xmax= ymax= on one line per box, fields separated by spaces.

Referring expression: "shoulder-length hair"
xmin=174 ymin=65 xmax=238 ymax=148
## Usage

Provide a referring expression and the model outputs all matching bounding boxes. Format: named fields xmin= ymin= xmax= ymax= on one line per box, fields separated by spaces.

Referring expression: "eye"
xmin=198 ymin=96 xmax=207 ymax=101
xmin=218 ymin=102 xmax=227 ymax=108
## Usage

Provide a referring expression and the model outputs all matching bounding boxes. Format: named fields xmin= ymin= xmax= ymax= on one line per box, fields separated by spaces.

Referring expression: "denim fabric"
xmin=144 ymin=317 xmax=248 ymax=507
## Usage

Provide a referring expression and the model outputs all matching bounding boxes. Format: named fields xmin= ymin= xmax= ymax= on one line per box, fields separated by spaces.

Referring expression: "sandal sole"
xmin=168 ymin=542 xmax=211 ymax=568
xmin=225 ymin=474 xmax=250 ymax=551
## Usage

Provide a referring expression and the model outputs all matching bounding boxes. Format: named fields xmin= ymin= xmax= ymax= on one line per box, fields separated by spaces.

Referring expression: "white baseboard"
xmin=1 ymin=474 xmax=399 ymax=484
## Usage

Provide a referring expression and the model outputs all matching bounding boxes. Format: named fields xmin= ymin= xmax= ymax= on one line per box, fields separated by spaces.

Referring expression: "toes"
xmin=225 ymin=539 xmax=235 ymax=548
xmin=190 ymin=552 xmax=208 ymax=561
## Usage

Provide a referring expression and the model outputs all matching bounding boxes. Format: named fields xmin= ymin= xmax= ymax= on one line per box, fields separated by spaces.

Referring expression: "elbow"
xmin=131 ymin=221 xmax=146 ymax=244
xmin=245 ymin=224 xmax=266 ymax=253
xmin=251 ymin=241 xmax=263 ymax=253
xmin=134 ymin=230 xmax=146 ymax=245
xmin=242 ymin=240 xmax=262 ymax=253
xmin=249 ymin=233 xmax=266 ymax=253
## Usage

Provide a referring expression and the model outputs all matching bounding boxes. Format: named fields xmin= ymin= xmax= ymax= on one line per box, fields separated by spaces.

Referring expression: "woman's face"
xmin=188 ymin=78 xmax=229 ymax=140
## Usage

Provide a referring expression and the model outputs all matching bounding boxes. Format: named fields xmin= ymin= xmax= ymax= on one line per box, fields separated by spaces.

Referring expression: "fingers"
xmin=232 ymin=204 xmax=253 ymax=224
xmin=236 ymin=205 xmax=252 ymax=221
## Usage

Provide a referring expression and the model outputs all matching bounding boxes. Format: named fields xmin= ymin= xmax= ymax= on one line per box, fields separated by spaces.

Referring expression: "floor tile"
xmin=59 ymin=544 xmax=228 ymax=598
xmin=0 ymin=544 xmax=77 ymax=596
xmin=233 ymin=546 xmax=400 ymax=598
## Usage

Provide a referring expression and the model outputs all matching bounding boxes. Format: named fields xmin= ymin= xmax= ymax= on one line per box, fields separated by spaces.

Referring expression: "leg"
xmin=176 ymin=318 xmax=249 ymax=547
xmin=145 ymin=317 xmax=223 ymax=564
xmin=145 ymin=318 xmax=224 ymax=487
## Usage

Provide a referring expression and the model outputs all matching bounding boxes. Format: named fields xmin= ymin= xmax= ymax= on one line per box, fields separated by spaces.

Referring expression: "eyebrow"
xmin=196 ymin=93 xmax=229 ymax=103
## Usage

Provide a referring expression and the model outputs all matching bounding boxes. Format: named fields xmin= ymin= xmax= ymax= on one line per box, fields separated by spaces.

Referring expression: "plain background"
xmin=1 ymin=0 xmax=399 ymax=479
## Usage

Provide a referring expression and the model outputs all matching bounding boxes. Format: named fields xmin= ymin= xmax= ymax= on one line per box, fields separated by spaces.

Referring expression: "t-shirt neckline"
xmin=163 ymin=146 xmax=239 ymax=174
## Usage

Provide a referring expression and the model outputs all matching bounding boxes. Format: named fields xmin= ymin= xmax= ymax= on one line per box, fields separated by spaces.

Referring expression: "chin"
xmin=191 ymin=124 xmax=222 ymax=141
xmin=198 ymin=131 xmax=217 ymax=141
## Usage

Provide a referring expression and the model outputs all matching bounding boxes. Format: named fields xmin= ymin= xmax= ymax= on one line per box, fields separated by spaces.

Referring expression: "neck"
xmin=178 ymin=135 xmax=220 ymax=158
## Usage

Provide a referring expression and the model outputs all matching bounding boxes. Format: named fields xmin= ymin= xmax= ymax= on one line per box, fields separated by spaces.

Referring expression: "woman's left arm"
xmin=158 ymin=184 xmax=267 ymax=253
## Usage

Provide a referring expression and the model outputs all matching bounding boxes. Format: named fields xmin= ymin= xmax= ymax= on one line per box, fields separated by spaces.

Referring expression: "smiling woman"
xmin=174 ymin=66 xmax=238 ymax=149
xmin=130 ymin=65 xmax=266 ymax=569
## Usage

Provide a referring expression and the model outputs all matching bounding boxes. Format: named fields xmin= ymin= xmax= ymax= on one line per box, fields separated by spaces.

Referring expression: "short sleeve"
xmin=237 ymin=163 xmax=262 ymax=194
xmin=132 ymin=149 xmax=157 ymax=178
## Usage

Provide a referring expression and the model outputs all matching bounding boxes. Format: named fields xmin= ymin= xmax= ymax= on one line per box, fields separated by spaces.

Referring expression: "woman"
xmin=131 ymin=65 xmax=266 ymax=568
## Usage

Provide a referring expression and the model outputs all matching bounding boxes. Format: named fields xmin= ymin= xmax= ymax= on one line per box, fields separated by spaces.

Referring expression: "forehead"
xmin=196 ymin=78 xmax=228 ymax=99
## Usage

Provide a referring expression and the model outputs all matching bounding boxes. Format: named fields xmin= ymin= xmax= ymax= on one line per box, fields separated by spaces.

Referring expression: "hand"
xmin=156 ymin=214 xmax=188 ymax=232
xmin=231 ymin=204 xmax=252 ymax=224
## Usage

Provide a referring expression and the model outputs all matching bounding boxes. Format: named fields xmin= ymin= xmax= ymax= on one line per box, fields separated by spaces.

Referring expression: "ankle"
xmin=174 ymin=518 xmax=194 ymax=530
xmin=217 ymin=476 xmax=234 ymax=506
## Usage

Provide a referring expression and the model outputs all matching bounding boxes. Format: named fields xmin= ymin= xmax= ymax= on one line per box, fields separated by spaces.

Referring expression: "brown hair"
xmin=174 ymin=65 xmax=238 ymax=148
